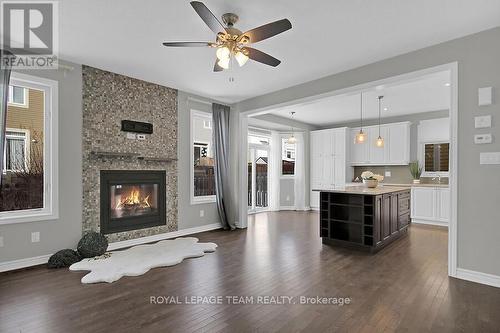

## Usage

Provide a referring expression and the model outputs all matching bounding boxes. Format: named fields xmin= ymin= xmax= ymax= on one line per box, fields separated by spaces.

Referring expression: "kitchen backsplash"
xmin=353 ymin=166 xmax=449 ymax=185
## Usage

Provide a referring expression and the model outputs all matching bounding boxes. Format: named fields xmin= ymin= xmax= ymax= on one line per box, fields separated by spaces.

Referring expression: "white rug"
xmin=69 ymin=237 xmax=217 ymax=284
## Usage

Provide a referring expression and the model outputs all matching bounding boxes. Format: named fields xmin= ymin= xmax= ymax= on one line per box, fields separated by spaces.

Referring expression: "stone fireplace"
xmin=100 ymin=170 xmax=166 ymax=234
xmin=82 ymin=65 xmax=178 ymax=243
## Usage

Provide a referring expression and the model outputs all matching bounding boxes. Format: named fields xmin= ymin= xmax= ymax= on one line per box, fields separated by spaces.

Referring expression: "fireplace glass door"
xmin=110 ymin=184 xmax=159 ymax=219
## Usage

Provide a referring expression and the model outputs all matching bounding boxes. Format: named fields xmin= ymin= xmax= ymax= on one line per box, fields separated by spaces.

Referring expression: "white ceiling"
xmin=60 ymin=1 xmax=500 ymax=103
xmin=267 ymin=71 xmax=451 ymax=126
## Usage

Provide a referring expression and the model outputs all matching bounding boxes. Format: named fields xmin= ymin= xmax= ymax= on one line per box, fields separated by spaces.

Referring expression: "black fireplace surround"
xmin=100 ymin=170 xmax=166 ymax=234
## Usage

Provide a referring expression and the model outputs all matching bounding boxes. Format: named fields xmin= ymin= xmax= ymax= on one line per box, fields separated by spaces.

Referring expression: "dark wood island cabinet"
xmin=317 ymin=186 xmax=411 ymax=252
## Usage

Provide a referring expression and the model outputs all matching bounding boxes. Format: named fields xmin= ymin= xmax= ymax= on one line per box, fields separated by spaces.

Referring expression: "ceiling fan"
xmin=162 ymin=1 xmax=292 ymax=72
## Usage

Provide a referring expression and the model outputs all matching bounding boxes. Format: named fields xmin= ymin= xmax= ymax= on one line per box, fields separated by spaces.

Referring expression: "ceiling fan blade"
xmin=241 ymin=19 xmax=292 ymax=44
xmin=190 ymin=1 xmax=226 ymax=34
xmin=244 ymin=47 xmax=281 ymax=67
xmin=162 ymin=42 xmax=211 ymax=47
xmin=213 ymin=60 xmax=223 ymax=72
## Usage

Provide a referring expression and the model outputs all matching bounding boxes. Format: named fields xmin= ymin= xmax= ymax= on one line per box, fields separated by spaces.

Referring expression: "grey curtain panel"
xmin=0 ymin=50 xmax=13 ymax=184
xmin=212 ymin=103 xmax=235 ymax=230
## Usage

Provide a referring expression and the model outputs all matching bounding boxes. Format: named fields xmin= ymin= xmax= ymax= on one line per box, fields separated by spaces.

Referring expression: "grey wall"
xmin=237 ymin=27 xmax=500 ymax=276
xmin=177 ymin=91 xmax=221 ymax=230
xmin=0 ymin=61 xmax=83 ymax=262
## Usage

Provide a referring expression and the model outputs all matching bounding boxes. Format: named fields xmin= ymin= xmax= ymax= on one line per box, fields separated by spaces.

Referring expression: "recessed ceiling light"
xmin=444 ymin=83 xmax=451 ymax=87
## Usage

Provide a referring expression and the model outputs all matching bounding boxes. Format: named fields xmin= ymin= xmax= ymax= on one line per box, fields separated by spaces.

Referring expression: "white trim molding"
xmin=0 ymin=223 xmax=222 ymax=272
xmin=411 ymin=219 xmax=448 ymax=228
xmin=0 ymin=254 xmax=52 ymax=273
xmin=107 ymin=223 xmax=222 ymax=251
xmin=456 ymin=268 xmax=500 ymax=289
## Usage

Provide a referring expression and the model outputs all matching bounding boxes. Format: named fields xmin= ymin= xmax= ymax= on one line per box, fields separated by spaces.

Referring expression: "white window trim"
xmin=190 ymin=109 xmax=216 ymax=205
xmin=420 ymin=140 xmax=450 ymax=177
xmin=2 ymin=128 xmax=30 ymax=172
xmin=0 ymin=73 xmax=59 ymax=225
xmin=280 ymin=136 xmax=296 ymax=178
xmin=7 ymin=85 xmax=29 ymax=108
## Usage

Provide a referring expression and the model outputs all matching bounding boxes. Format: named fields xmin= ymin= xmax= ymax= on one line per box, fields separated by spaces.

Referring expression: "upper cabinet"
xmin=349 ymin=122 xmax=410 ymax=166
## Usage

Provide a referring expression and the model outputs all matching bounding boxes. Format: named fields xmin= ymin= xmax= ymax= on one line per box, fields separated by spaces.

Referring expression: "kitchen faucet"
xmin=432 ymin=174 xmax=442 ymax=184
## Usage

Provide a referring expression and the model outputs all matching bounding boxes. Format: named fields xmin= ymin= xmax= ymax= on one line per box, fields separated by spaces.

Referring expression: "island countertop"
xmin=312 ymin=185 xmax=410 ymax=195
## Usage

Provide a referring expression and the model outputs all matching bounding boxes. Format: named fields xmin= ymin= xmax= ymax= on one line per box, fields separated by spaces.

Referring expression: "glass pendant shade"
xmin=376 ymin=136 xmax=384 ymax=147
xmin=235 ymin=51 xmax=249 ymax=66
xmin=288 ymin=134 xmax=297 ymax=144
xmin=216 ymin=46 xmax=230 ymax=61
xmin=355 ymin=130 xmax=366 ymax=144
xmin=218 ymin=57 xmax=230 ymax=69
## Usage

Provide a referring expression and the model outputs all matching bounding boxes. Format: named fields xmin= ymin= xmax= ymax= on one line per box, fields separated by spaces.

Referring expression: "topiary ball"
xmin=47 ymin=249 xmax=81 ymax=268
xmin=77 ymin=231 xmax=108 ymax=258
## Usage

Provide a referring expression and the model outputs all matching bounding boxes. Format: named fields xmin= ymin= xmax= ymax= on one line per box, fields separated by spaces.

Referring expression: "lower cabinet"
xmin=321 ymin=190 xmax=410 ymax=252
xmin=411 ymin=187 xmax=450 ymax=226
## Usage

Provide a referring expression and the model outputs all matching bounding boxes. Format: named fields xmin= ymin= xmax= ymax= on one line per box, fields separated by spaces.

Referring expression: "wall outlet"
xmin=137 ymin=134 xmax=146 ymax=140
xmin=480 ymin=152 xmax=500 ymax=165
xmin=199 ymin=210 xmax=204 ymax=217
xmin=126 ymin=133 xmax=136 ymax=140
xmin=385 ymin=171 xmax=392 ymax=177
xmin=0 ymin=236 xmax=3 ymax=247
xmin=31 ymin=232 xmax=40 ymax=243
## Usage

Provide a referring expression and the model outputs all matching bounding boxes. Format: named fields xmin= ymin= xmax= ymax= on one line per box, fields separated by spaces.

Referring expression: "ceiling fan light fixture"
xmin=218 ymin=57 xmax=230 ymax=69
xmin=216 ymin=46 xmax=230 ymax=61
xmin=235 ymin=51 xmax=249 ymax=66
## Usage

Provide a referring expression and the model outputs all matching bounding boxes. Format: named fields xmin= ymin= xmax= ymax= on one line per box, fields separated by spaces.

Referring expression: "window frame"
xmin=420 ymin=140 xmax=450 ymax=177
xmin=0 ymin=73 xmax=59 ymax=225
xmin=190 ymin=109 xmax=216 ymax=205
xmin=7 ymin=85 xmax=29 ymax=108
xmin=280 ymin=136 xmax=296 ymax=178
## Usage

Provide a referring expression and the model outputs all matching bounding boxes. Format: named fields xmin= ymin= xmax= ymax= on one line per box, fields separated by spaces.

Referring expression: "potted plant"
xmin=361 ymin=171 xmax=384 ymax=188
xmin=409 ymin=161 xmax=423 ymax=184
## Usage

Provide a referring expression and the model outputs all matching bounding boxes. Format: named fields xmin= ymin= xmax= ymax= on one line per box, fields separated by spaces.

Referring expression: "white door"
xmin=437 ymin=188 xmax=451 ymax=222
xmin=411 ymin=187 xmax=436 ymax=220
xmin=310 ymin=132 xmax=322 ymax=208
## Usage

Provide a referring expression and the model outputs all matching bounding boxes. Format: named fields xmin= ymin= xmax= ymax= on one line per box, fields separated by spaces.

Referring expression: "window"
xmin=191 ymin=110 xmax=216 ymax=204
xmin=0 ymin=73 xmax=58 ymax=224
xmin=424 ymin=143 xmax=449 ymax=173
xmin=3 ymin=130 xmax=28 ymax=172
xmin=7 ymin=85 xmax=28 ymax=107
xmin=281 ymin=138 xmax=295 ymax=176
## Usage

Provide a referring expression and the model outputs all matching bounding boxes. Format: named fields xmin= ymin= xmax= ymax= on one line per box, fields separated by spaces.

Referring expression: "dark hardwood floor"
xmin=1 ymin=211 xmax=500 ymax=332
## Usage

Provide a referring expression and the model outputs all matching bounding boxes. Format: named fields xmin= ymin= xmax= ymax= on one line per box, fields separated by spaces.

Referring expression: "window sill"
xmin=191 ymin=196 xmax=216 ymax=205
xmin=0 ymin=209 xmax=59 ymax=225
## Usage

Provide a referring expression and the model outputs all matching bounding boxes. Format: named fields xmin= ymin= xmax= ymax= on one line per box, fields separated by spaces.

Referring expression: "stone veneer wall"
xmin=82 ymin=66 xmax=178 ymax=242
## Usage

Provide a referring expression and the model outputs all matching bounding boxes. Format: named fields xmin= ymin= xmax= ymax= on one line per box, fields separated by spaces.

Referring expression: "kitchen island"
xmin=315 ymin=186 xmax=411 ymax=252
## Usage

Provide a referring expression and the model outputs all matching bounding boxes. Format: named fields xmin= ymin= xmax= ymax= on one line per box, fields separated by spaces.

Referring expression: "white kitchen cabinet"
xmin=349 ymin=122 xmax=410 ymax=166
xmin=310 ymin=128 xmax=352 ymax=208
xmin=411 ymin=186 xmax=450 ymax=226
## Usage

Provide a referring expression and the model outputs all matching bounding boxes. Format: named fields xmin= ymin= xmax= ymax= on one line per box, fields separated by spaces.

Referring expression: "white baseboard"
xmin=456 ymin=268 xmax=500 ymax=288
xmin=0 ymin=254 xmax=52 ymax=273
xmin=411 ymin=219 xmax=448 ymax=227
xmin=0 ymin=223 xmax=222 ymax=273
xmin=279 ymin=206 xmax=312 ymax=211
xmin=311 ymin=207 xmax=319 ymax=211
xmin=107 ymin=223 xmax=222 ymax=251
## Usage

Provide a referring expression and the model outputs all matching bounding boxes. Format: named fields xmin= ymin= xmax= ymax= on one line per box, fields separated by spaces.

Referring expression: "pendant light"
xmin=288 ymin=111 xmax=297 ymax=144
xmin=355 ymin=93 xmax=366 ymax=144
xmin=376 ymin=95 xmax=384 ymax=147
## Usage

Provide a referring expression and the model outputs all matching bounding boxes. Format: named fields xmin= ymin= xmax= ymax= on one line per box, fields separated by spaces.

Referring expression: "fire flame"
xmin=115 ymin=188 xmax=151 ymax=210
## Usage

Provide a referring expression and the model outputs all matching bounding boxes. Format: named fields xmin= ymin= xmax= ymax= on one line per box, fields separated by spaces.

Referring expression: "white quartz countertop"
xmin=312 ymin=186 xmax=410 ymax=195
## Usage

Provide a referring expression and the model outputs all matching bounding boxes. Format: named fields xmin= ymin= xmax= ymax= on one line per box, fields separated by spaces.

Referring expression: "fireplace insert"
xmin=100 ymin=170 xmax=166 ymax=234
